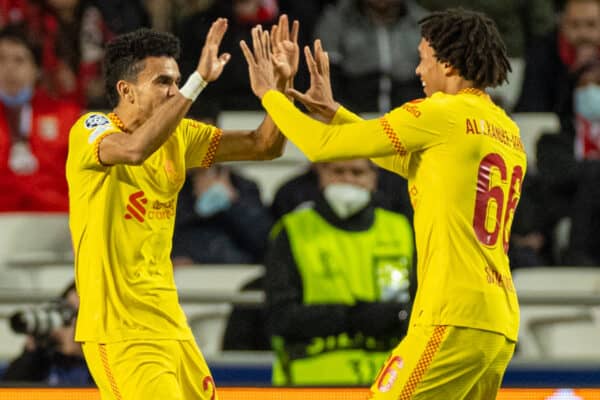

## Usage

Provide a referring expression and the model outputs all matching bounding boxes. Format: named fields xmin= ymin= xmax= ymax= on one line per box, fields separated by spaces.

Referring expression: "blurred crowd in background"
xmin=2 ymin=0 xmax=600 ymax=387
xmin=3 ymin=0 xmax=600 ymax=265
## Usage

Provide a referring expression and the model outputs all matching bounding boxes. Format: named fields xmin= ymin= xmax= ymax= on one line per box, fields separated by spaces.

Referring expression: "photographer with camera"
xmin=1 ymin=281 xmax=91 ymax=386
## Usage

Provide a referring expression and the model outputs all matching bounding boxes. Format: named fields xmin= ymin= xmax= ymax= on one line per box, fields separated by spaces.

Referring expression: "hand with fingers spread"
xmin=240 ymin=25 xmax=277 ymax=100
xmin=270 ymin=14 xmax=300 ymax=86
xmin=287 ymin=40 xmax=340 ymax=121
xmin=197 ymin=18 xmax=231 ymax=82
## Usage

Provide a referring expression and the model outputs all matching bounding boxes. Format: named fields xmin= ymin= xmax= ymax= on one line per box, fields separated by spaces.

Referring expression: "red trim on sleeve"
xmin=379 ymin=117 xmax=408 ymax=156
xmin=200 ymin=128 xmax=223 ymax=168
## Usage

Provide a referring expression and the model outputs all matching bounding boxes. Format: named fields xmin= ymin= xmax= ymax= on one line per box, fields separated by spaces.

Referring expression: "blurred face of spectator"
xmin=46 ymin=0 xmax=79 ymax=12
xmin=317 ymin=159 xmax=377 ymax=192
xmin=578 ymin=63 xmax=600 ymax=87
xmin=561 ymin=0 xmax=600 ymax=47
xmin=317 ymin=160 xmax=377 ymax=219
xmin=123 ymin=56 xmax=181 ymax=122
xmin=50 ymin=286 xmax=82 ymax=357
xmin=234 ymin=0 xmax=262 ymax=17
xmin=364 ymin=0 xmax=404 ymax=13
xmin=0 ymin=38 xmax=37 ymax=96
xmin=415 ymin=38 xmax=448 ymax=97
xmin=574 ymin=63 xmax=600 ymax=121
xmin=65 ymin=286 xmax=79 ymax=310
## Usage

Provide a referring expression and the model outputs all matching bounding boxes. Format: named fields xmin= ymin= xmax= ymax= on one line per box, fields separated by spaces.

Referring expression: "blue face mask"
xmin=194 ymin=183 xmax=232 ymax=218
xmin=0 ymin=86 xmax=33 ymax=108
xmin=575 ymin=84 xmax=600 ymax=122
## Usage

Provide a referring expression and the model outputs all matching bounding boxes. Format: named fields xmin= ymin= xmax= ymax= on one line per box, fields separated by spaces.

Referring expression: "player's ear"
xmin=116 ymin=80 xmax=135 ymax=104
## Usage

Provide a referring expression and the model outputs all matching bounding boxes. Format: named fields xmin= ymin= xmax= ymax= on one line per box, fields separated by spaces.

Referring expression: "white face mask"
xmin=323 ymin=183 xmax=371 ymax=219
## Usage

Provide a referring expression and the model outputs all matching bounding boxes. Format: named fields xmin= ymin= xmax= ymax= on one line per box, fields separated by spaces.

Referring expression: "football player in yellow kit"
xmin=242 ymin=8 xmax=526 ymax=400
xmin=67 ymin=16 xmax=299 ymax=400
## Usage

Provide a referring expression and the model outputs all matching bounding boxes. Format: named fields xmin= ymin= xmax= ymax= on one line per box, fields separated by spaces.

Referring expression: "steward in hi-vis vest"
xmin=265 ymin=173 xmax=414 ymax=385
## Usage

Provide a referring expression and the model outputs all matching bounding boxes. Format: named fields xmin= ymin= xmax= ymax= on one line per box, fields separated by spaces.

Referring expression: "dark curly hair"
xmin=419 ymin=8 xmax=511 ymax=89
xmin=104 ymin=28 xmax=181 ymax=108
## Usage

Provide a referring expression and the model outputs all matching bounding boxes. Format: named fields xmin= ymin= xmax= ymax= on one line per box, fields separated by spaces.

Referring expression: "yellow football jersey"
xmin=66 ymin=112 xmax=221 ymax=342
xmin=262 ymin=89 xmax=526 ymax=341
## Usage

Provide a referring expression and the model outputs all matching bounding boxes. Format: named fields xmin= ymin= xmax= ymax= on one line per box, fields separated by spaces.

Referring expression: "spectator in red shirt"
xmin=0 ymin=26 xmax=81 ymax=212
xmin=0 ymin=0 xmax=30 ymax=28
xmin=515 ymin=0 xmax=600 ymax=131
xmin=25 ymin=0 xmax=113 ymax=108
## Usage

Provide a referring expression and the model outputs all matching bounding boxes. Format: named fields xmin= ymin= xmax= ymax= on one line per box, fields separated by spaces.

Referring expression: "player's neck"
xmin=444 ymin=77 xmax=479 ymax=95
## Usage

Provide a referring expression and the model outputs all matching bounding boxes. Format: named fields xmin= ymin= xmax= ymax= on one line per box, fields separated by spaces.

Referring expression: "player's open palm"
xmin=197 ymin=18 xmax=231 ymax=82
xmin=288 ymin=40 xmax=339 ymax=121
xmin=270 ymin=14 xmax=299 ymax=83
xmin=240 ymin=25 xmax=276 ymax=99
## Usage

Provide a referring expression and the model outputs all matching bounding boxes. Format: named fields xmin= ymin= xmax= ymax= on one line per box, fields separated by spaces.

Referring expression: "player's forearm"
xmin=101 ymin=95 xmax=191 ymax=165
xmin=261 ymin=90 xmax=396 ymax=161
xmin=331 ymin=106 xmax=363 ymax=124
xmin=128 ymin=95 xmax=192 ymax=163
xmin=253 ymin=115 xmax=287 ymax=160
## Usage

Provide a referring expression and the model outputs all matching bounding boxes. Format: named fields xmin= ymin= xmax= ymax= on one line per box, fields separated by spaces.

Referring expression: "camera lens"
xmin=9 ymin=302 xmax=75 ymax=337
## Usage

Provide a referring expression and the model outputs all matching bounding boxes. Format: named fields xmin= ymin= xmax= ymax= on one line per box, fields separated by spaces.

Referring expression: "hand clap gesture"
xmin=287 ymin=40 xmax=340 ymax=121
xmin=270 ymin=14 xmax=300 ymax=85
xmin=197 ymin=18 xmax=231 ymax=82
xmin=240 ymin=25 xmax=276 ymax=99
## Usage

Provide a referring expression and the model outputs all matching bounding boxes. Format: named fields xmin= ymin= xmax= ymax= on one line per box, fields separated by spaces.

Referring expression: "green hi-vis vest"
xmin=271 ymin=207 xmax=414 ymax=386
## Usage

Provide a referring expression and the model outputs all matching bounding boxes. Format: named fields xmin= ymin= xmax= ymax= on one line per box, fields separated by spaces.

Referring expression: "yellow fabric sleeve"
xmin=331 ymin=106 xmax=363 ymax=124
xmin=179 ymin=118 xmax=222 ymax=168
xmin=262 ymin=90 xmax=397 ymax=161
xmin=329 ymin=105 xmax=411 ymax=177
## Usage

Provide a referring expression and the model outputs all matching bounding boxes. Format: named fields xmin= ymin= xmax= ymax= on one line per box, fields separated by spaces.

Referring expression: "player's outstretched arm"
xmin=239 ymin=31 xmax=396 ymax=162
xmin=213 ymin=17 xmax=299 ymax=163
xmin=98 ymin=19 xmax=230 ymax=166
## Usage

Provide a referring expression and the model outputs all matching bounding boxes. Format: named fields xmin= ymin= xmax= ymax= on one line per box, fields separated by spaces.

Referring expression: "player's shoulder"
xmin=393 ymin=93 xmax=451 ymax=120
xmin=71 ymin=112 xmax=119 ymax=144
xmin=75 ymin=112 xmax=112 ymax=130
xmin=179 ymin=117 xmax=214 ymax=131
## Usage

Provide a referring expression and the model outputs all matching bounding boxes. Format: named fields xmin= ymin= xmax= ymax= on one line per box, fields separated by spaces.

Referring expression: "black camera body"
xmin=10 ymin=300 xmax=76 ymax=338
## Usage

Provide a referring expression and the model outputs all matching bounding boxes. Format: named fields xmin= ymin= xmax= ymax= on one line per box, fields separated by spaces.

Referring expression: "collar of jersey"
xmin=107 ymin=112 xmax=129 ymax=133
xmin=457 ymin=88 xmax=490 ymax=99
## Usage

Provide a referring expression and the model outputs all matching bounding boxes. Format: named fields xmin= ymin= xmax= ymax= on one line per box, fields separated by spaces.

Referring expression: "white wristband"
xmin=180 ymin=71 xmax=208 ymax=101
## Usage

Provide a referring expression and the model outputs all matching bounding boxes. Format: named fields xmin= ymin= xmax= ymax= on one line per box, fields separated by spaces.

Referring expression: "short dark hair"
xmin=419 ymin=8 xmax=511 ymax=89
xmin=104 ymin=28 xmax=181 ymax=108
xmin=0 ymin=25 xmax=42 ymax=67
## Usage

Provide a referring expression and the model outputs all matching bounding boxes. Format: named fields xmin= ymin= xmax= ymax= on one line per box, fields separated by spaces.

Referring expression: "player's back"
xmin=399 ymin=90 xmax=526 ymax=340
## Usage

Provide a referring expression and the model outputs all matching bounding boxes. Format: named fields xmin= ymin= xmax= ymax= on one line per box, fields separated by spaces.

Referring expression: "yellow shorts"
xmin=82 ymin=339 xmax=217 ymax=400
xmin=368 ymin=325 xmax=515 ymax=400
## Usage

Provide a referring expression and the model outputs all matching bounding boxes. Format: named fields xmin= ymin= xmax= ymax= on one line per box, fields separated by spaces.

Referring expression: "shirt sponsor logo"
xmin=124 ymin=191 xmax=148 ymax=222
xmin=148 ymin=199 xmax=175 ymax=220
xmin=401 ymin=103 xmax=422 ymax=118
xmin=84 ymin=113 xmax=110 ymax=129
xmin=124 ymin=191 xmax=176 ymax=222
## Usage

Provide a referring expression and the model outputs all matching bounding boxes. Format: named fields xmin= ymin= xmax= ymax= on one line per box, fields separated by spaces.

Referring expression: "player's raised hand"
xmin=197 ymin=18 xmax=231 ymax=82
xmin=287 ymin=39 xmax=340 ymax=121
xmin=240 ymin=25 xmax=276 ymax=99
xmin=270 ymin=14 xmax=299 ymax=83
